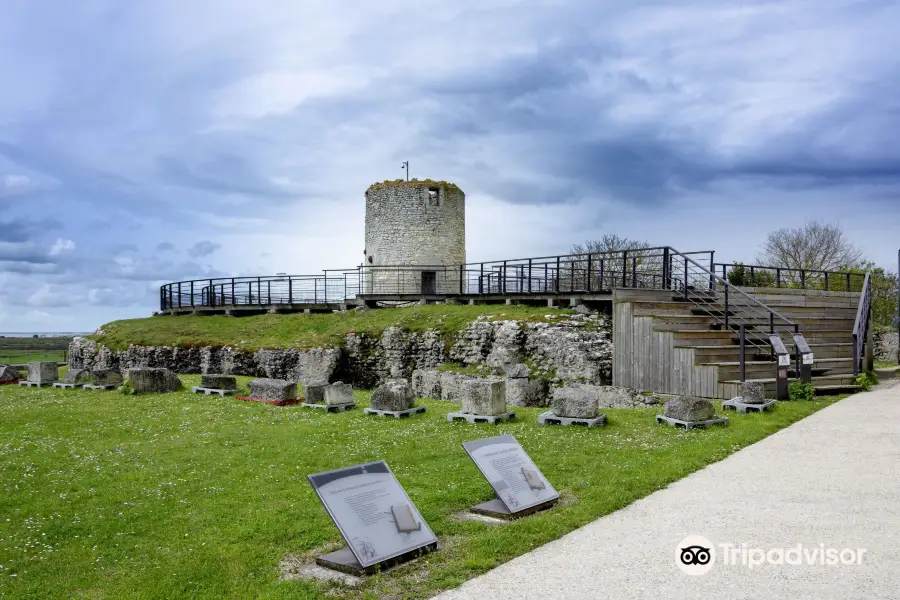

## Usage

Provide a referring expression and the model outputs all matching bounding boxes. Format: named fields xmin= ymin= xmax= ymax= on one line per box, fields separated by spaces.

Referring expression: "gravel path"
xmin=435 ymin=387 xmax=900 ymax=600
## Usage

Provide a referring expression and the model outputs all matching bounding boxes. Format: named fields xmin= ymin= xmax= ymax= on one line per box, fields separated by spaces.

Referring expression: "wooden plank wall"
xmin=613 ymin=300 xmax=721 ymax=398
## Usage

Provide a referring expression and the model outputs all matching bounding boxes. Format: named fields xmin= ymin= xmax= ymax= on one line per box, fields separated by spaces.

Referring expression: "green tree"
xmin=726 ymin=262 xmax=777 ymax=288
xmin=838 ymin=262 xmax=898 ymax=330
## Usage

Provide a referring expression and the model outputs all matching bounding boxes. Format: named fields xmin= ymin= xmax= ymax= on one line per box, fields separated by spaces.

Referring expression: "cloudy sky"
xmin=1 ymin=0 xmax=899 ymax=332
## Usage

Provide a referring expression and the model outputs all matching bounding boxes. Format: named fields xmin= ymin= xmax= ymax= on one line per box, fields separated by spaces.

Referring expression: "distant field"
xmin=0 ymin=337 xmax=72 ymax=365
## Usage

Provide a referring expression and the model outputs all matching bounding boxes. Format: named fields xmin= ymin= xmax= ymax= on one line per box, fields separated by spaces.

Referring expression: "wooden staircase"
xmin=612 ymin=287 xmax=863 ymax=399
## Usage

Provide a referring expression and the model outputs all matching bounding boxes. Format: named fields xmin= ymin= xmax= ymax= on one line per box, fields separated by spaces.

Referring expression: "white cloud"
xmin=48 ymin=238 xmax=76 ymax=256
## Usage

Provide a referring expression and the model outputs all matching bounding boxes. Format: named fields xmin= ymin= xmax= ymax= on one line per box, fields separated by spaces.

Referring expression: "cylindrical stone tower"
xmin=363 ymin=179 xmax=466 ymax=295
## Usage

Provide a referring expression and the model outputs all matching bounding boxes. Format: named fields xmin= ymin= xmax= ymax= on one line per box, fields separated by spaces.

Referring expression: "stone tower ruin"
xmin=363 ymin=179 xmax=466 ymax=295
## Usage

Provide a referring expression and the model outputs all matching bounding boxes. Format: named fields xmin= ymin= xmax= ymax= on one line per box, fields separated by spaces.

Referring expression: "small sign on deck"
xmin=461 ymin=434 xmax=559 ymax=519
xmin=307 ymin=461 xmax=437 ymax=575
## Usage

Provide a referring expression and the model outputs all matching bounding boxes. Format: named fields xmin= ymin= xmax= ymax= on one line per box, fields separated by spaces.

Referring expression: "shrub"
xmin=855 ymin=372 xmax=878 ymax=391
xmin=726 ymin=262 xmax=777 ymax=288
xmin=788 ymin=381 xmax=815 ymax=401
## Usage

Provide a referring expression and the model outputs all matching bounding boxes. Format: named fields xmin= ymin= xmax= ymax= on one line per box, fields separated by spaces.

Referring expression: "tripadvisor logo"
xmin=676 ymin=536 xmax=867 ymax=575
xmin=676 ymin=535 xmax=715 ymax=576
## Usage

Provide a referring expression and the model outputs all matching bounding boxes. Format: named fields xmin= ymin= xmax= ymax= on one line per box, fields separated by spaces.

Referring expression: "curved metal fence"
xmin=159 ymin=248 xmax=865 ymax=312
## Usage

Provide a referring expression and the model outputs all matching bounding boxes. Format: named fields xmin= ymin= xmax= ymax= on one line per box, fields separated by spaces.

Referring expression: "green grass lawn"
xmin=0 ymin=376 xmax=844 ymax=599
xmin=92 ymin=305 xmax=576 ymax=352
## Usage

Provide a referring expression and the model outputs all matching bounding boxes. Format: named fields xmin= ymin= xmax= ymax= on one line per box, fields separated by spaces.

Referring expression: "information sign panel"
xmin=308 ymin=461 xmax=437 ymax=569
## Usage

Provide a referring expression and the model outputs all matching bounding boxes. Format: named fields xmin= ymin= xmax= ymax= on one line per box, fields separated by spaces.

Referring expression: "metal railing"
xmin=714 ymin=262 xmax=866 ymax=292
xmin=159 ymin=248 xmax=718 ymax=310
xmin=852 ymin=271 xmax=872 ymax=375
xmin=668 ymin=250 xmax=799 ymax=381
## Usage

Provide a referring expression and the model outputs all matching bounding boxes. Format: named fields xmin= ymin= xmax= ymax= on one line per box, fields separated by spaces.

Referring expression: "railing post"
xmin=824 ymin=272 xmax=829 ymax=291
xmin=852 ymin=332 xmax=859 ymax=375
xmin=210 ymin=279 xmax=215 ymax=307
xmin=776 ymin=268 xmax=781 ymax=288
xmin=288 ymin=277 xmax=293 ymax=304
xmin=739 ymin=324 xmax=746 ymax=382
xmin=770 ymin=312 xmax=774 ymax=333
xmin=324 ymin=272 xmax=328 ymax=303
xmin=267 ymin=280 xmax=271 ymax=305
xmin=662 ymin=247 xmax=670 ymax=289
xmin=586 ymin=254 xmax=591 ymax=292
xmin=622 ymin=251 xmax=628 ymax=288
xmin=556 ymin=256 xmax=561 ymax=292
xmin=314 ymin=279 xmax=318 ymax=303
xmin=569 ymin=258 xmax=574 ymax=292
xmin=683 ymin=257 xmax=689 ymax=300
xmin=800 ymin=270 xmax=806 ymax=289
xmin=178 ymin=282 xmax=182 ymax=308
xmin=528 ymin=259 xmax=533 ymax=293
xmin=479 ymin=263 xmax=484 ymax=294
xmin=709 ymin=250 xmax=715 ymax=292
xmin=502 ymin=261 xmax=507 ymax=294
xmin=632 ymin=256 xmax=638 ymax=288
xmin=459 ymin=264 xmax=464 ymax=295
xmin=724 ymin=283 xmax=729 ymax=329
xmin=190 ymin=282 xmax=194 ymax=307
xmin=599 ymin=258 xmax=605 ymax=291
xmin=846 ymin=272 xmax=851 ymax=292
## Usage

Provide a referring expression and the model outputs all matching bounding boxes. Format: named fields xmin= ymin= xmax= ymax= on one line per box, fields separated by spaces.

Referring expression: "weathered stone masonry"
xmin=363 ymin=180 xmax=466 ymax=295
xmin=69 ymin=313 xmax=613 ymax=390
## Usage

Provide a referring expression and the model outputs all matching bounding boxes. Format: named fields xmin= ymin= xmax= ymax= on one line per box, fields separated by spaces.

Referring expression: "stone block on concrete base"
xmin=505 ymin=377 xmax=549 ymax=407
xmin=460 ymin=378 xmax=507 ymax=416
xmin=27 ymin=362 xmax=58 ymax=384
xmin=739 ymin=381 xmax=766 ymax=404
xmin=0 ymin=364 xmax=21 ymax=383
xmin=324 ymin=382 xmax=354 ymax=406
xmin=247 ymin=378 xmax=297 ymax=403
xmin=303 ymin=384 xmax=326 ymax=404
xmin=200 ymin=374 xmax=237 ymax=390
xmin=62 ymin=368 xmax=92 ymax=385
xmin=90 ymin=369 xmax=124 ymax=387
xmin=663 ymin=396 xmax=716 ymax=422
xmin=370 ymin=379 xmax=415 ymax=412
xmin=550 ymin=383 xmax=600 ymax=419
xmin=126 ymin=367 xmax=183 ymax=394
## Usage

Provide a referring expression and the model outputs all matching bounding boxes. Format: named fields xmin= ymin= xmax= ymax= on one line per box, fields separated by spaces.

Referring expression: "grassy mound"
xmin=0 ymin=376 xmax=844 ymax=598
xmin=91 ymin=305 xmax=574 ymax=352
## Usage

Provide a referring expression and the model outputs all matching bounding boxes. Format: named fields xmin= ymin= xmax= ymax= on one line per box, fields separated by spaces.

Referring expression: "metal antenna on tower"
xmin=401 ymin=161 xmax=409 ymax=181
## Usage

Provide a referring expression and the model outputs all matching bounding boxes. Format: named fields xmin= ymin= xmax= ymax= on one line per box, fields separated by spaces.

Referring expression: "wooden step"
xmin=672 ymin=331 xmax=740 ymax=346
xmin=712 ymin=358 xmax=854 ymax=380
xmin=718 ymin=373 xmax=859 ymax=398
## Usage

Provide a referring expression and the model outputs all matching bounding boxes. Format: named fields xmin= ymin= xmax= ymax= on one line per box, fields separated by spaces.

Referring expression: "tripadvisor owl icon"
xmin=676 ymin=535 xmax=716 ymax=575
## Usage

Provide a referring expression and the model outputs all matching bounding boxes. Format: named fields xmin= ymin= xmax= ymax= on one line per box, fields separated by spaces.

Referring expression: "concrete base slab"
xmin=722 ymin=398 xmax=777 ymax=414
xmin=301 ymin=402 xmax=356 ymax=413
xmin=316 ymin=543 xmax=438 ymax=577
xmin=471 ymin=497 xmax=559 ymax=520
xmin=447 ymin=411 xmax=516 ymax=424
xmin=192 ymin=386 xmax=239 ymax=397
xmin=364 ymin=406 xmax=426 ymax=419
xmin=656 ymin=414 xmax=729 ymax=430
xmin=83 ymin=384 xmax=119 ymax=391
xmin=538 ymin=411 xmax=607 ymax=428
xmin=52 ymin=383 xmax=84 ymax=389
xmin=18 ymin=381 xmax=53 ymax=388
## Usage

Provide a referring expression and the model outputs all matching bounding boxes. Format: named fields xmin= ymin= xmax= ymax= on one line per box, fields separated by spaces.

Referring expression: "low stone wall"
xmin=69 ymin=312 xmax=613 ymax=388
